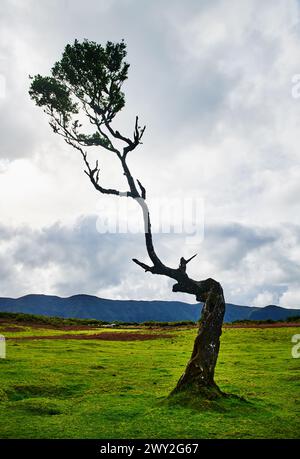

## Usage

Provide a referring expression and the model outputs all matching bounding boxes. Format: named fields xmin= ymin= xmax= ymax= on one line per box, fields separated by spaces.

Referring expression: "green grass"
xmin=0 ymin=324 xmax=299 ymax=438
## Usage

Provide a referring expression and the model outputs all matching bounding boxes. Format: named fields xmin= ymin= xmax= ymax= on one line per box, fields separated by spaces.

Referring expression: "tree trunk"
xmin=132 ymin=201 xmax=227 ymax=400
xmin=171 ymin=280 xmax=225 ymax=398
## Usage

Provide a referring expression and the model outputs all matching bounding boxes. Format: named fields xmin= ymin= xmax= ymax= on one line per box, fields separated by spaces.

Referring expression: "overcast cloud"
xmin=1 ymin=0 xmax=300 ymax=308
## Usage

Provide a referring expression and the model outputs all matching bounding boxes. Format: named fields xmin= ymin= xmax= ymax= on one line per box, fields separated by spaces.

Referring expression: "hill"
xmin=249 ymin=304 xmax=300 ymax=321
xmin=0 ymin=294 xmax=299 ymax=323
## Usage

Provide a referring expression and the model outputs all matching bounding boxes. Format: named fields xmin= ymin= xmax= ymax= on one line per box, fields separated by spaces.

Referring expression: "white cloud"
xmin=279 ymin=287 xmax=300 ymax=309
xmin=0 ymin=0 xmax=300 ymax=306
xmin=253 ymin=291 xmax=277 ymax=307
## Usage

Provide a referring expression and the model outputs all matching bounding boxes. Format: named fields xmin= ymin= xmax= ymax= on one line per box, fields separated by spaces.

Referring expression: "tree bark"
xmin=132 ymin=199 xmax=226 ymax=398
xmin=171 ymin=280 xmax=225 ymax=397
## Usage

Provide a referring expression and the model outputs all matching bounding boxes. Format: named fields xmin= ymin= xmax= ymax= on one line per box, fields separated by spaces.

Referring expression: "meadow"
xmin=0 ymin=319 xmax=299 ymax=439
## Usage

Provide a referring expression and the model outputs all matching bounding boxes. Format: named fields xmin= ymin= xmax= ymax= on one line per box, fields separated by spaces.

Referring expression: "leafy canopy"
xmin=29 ymin=39 xmax=130 ymax=148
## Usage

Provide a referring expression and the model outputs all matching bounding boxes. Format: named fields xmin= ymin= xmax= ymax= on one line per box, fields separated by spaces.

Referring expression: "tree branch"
xmin=137 ymin=179 xmax=146 ymax=199
xmin=64 ymin=138 xmax=132 ymax=197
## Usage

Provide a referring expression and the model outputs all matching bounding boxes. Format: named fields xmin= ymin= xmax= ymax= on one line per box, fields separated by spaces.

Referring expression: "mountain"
xmin=249 ymin=304 xmax=299 ymax=321
xmin=0 ymin=294 xmax=299 ymax=323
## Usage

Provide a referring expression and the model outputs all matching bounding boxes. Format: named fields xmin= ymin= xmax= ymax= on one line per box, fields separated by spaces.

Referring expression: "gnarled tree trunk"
xmin=132 ymin=200 xmax=226 ymax=399
xmin=172 ymin=280 xmax=225 ymax=397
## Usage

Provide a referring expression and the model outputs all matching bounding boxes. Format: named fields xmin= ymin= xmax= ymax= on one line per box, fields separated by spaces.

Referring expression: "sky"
xmin=1 ymin=0 xmax=300 ymax=308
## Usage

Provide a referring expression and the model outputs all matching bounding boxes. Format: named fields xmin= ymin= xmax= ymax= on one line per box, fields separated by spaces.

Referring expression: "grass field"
xmin=0 ymin=321 xmax=299 ymax=439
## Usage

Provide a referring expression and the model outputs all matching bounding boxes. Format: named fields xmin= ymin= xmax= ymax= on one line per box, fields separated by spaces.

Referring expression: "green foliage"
xmin=0 ymin=313 xmax=195 ymax=328
xmin=29 ymin=39 xmax=129 ymax=143
xmin=51 ymin=40 xmax=128 ymax=119
xmin=76 ymin=131 xmax=111 ymax=148
xmin=286 ymin=315 xmax=300 ymax=323
xmin=232 ymin=317 xmax=300 ymax=325
xmin=29 ymin=75 xmax=78 ymax=120
xmin=0 ymin=325 xmax=299 ymax=438
xmin=142 ymin=320 xmax=196 ymax=327
xmin=0 ymin=311 xmax=108 ymax=327
xmin=232 ymin=319 xmax=276 ymax=325
xmin=0 ymin=312 xmax=195 ymax=328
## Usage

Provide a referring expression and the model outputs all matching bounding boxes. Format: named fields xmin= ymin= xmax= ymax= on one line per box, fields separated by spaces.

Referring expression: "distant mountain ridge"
xmin=0 ymin=294 xmax=299 ymax=323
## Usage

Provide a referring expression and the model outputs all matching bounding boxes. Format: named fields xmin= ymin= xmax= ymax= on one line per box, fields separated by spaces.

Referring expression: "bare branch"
xmin=186 ymin=253 xmax=197 ymax=264
xmin=137 ymin=179 xmax=146 ymax=199
xmin=64 ymin=138 xmax=130 ymax=197
xmin=178 ymin=254 xmax=198 ymax=272
xmin=104 ymin=118 xmax=133 ymax=147
xmin=101 ymin=114 xmax=146 ymax=159
xmin=80 ymin=104 xmax=122 ymax=156
xmin=132 ymin=259 xmax=154 ymax=272
xmin=120 ymin=156 xmax=140 ymax=198
xmin=134 ymin=116 xmax=146 ymax=145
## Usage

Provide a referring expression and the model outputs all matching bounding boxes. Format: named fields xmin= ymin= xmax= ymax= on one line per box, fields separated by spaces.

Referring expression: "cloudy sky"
xmin=1 ymin=0 xmax=300 ymax=308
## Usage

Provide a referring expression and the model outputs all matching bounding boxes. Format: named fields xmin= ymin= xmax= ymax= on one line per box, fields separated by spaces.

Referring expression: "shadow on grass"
xmin=10 ymin=397 xmax=65 ymax=416
xmin=5 ymin=382 xmax=86 ymax=402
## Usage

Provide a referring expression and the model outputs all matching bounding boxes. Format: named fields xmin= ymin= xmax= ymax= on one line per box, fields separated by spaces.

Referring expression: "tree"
xmin=29 ymin=39 xmax=226 ymax=401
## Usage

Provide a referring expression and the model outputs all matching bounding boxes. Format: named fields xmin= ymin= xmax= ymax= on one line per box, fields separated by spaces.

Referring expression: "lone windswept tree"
xmin=29 ymin=39 xmax=226 ymax=400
